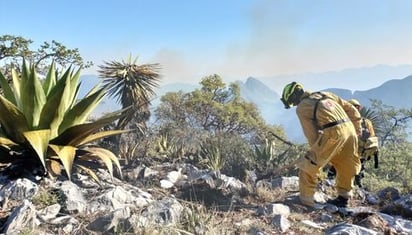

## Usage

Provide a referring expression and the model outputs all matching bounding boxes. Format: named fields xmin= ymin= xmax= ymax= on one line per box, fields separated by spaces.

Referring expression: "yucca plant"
xmin=0 ymin=60 xmax=130 ymax=181
xmin=98 ymin=55 xmax=161 ymax=130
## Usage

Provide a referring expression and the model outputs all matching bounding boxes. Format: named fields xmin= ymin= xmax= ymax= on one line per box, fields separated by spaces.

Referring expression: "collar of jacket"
xmin=299 ymin=90 xmax=312 ymax=101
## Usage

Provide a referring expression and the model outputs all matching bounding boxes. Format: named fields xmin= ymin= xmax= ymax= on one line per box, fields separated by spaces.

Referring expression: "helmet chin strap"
xmin=280 ymin=97 xmax=291 ymax=109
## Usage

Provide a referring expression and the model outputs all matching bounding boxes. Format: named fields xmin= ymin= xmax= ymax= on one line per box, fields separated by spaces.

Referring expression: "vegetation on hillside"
xmin=0 ymin=35 xmax=92 ymax=76
xmin=0 ymin=34 xmax=411 ymax=228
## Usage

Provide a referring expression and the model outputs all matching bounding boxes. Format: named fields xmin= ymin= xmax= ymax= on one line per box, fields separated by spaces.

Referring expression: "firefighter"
xmin=328 ymin=99 xmax=379 ymax=187
xmin=348 ymin=99 xmax=379 ymax=187
xmin=281 ymin=82 xmax=362 ymax=208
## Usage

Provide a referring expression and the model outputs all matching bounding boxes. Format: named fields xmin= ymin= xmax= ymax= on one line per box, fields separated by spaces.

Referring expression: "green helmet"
xmin=281 ymin=82 xmax=303 ymax=109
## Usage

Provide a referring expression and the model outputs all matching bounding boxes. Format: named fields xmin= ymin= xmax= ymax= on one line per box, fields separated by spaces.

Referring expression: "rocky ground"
xmin=0 ymin=162 xmax=411 ymax=234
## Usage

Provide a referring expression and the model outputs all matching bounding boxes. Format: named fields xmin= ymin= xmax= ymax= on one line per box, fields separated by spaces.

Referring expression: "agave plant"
xmin=254 ymin=138 xmax=276 ymax=163
xmin=0 ymin=60 xmax=129 ymax=181
xmin=199 ymin=141 xmax=224 ymax=175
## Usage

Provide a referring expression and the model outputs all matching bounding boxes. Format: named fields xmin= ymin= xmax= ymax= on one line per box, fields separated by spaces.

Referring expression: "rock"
xmin=2 ymin=200 xmax=36 ymax=234
xmin=301 ymin=219 xmax=325 ymax=229
xmin=0 ymin=178 xmax=38 ymax=201
xmin=58 ymin=181 xmax=87 ymax=214
xmin=266 ymin=203 xmax=290 ymax=217
xmin=95 ymin=185 xmax=152 ymax=210
xmin=325 ymin=222 xmax=379 ymax=235
xmin=160 ymin=179 xmax=174 ymax=189
xmin=376 ymin=187 xmax=401 ymax=201
xmin=271 ymin=214 xmax=290 ymax=232
xmin=87 ymin=207 xmax=133 ymax=234
xmin=137 ymin=198 xmax=184 ymax=227
xmin=271 ymin=176 xmax=299 ymax=191
xmin=37 ymin=204 xmax=61 ymax=221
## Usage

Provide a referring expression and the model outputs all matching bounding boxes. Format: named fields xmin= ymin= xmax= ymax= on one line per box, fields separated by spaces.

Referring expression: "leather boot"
xmin=327 ymin=196 xmax=348 ymax=207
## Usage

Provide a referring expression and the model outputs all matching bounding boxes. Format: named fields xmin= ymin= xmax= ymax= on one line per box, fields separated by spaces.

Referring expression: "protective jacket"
xmin=296 ymin=91 xmax=362 ymax=146
xmin=361 ymin=118 xmax=375 ymax=138
xmin=359 ymin=117 xmax=379 ymax=168
xmin=295 ymin=91 xmax=362 ymax=206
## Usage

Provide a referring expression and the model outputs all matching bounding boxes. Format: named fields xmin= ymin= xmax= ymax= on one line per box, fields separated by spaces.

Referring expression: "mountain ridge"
xmin=80 ymin=67 xmax=412 ymax=142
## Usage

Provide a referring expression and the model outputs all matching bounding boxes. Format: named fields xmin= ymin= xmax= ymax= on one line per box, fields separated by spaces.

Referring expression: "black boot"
xmin=327 ymin=196 xmax=348 ymax=207
xmin=355 ymin=174 xmax=363 ymax=188
xmin=327 ymin=166 xmax=336 ymax=179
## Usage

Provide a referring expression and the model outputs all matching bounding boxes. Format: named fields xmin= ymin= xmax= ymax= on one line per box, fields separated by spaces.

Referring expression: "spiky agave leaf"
xmin=47 ymin=158 xmax=62 ymax=177
xmin=58 ymin=86 xmax=106 ymax=134
xmin=21 ymin=64 xmax=46 ymax=127
xmin=67 ymin=68 xmax=81 ymax=109
xmin=0 ymin=95 xmax=29 ymax=143
xmin=50 ymin=108 xmax=127 ymax=146
xmin=0 ymin=71 xmax=16 ymax=104
xmin=55 ymin=66 xmax=76 ymax=113
xmin=0 ymin=136 xmax=18 ymax=147
xmin=76 ymin=165 xmax=101 ymax=185
xmin=0 ymin=136 xmax=18 ymax=161
xmin=42 ymin=62 xmax=57 ymax=96
xmin=75 ymin=129 xmax=132 ymax=146
xmin=80 ymin=146 xmax=122 ymax=179
xmin=22 ymin=129 xmax=51 ymax=170
xmin=39 ymin=67 xmax=76 ymax=137
xmin=11 ymin=68 xmax=22 ymax=107
xmin=49 ymin=144 xmax=76 ymax=180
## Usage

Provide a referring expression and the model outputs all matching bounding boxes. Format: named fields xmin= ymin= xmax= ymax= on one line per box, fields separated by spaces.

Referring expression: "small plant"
xmin=254 ymin=138 xmax=276 ymax=161
xmin=32 ymin=188 xmax=60 ymax=209
xmin=0 ymin=60 xmax=129 ymax=181
xmin=179 ymin=203 xmax=214 ymax=233
xmin=155 ymin=134 xmax=177 ymax=157
xmin=254 ymin=138 xmax=277 ymax=170
xmin=118 ymin=139 xmax=139 ymax=165
xmin=199 ymin=142 xmax=224 ymax=175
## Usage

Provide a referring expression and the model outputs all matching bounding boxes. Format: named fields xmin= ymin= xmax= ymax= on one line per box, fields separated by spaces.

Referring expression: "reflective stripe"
xmin=320 ymin=118 xmax=350 ymax=130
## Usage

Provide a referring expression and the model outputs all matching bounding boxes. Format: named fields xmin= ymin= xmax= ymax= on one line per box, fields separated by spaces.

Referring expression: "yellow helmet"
xmin=348 ymin=99 xmax=361 ymax=107
xmin=281 ymin=82 xmax=303 ymax=109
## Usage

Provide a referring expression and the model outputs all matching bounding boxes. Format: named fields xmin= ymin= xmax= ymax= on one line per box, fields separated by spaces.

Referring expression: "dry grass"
xmin=254 ymin=186 xmax=287 ymax=203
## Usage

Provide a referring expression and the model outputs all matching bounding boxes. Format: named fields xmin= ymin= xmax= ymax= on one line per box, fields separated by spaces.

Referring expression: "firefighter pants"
xmin=297 ymin=122 xmax=361 ymax=206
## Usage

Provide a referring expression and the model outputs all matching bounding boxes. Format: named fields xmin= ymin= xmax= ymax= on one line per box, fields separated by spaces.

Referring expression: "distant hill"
xmin=80 ymin=70 xmax=412 ymax=143
xmin=259 ymin=64 xmax=412 ymax=94
xmin=237 ymin=77 xmax=282 ymax=123
xmin=233 ymin=75 xmax=412 ymax=143
xmin=352 ymin=75 xmax=412 ymax=108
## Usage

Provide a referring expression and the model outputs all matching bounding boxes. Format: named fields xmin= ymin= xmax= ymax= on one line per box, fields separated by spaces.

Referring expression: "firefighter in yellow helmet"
xmin=328 ymin=99 xmax=378 ymax=187
xmin=348 ymin=99 xmax=379 ymax=187
xmin=281 ymin=82 xmax=362 ymax=208
xmin=348 ymin=99 xmax=375 ymax=138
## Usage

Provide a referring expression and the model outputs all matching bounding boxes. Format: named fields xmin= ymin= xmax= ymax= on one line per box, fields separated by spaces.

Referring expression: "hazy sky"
xmin=2 ymin=0 xmax=412 ymax=92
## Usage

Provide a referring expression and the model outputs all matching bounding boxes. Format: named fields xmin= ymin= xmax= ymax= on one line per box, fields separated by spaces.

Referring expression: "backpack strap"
xmin=310 ymin=92 xmax=350 ymax=130
xmin=311 ymin=92 xmax=328 ymax=129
